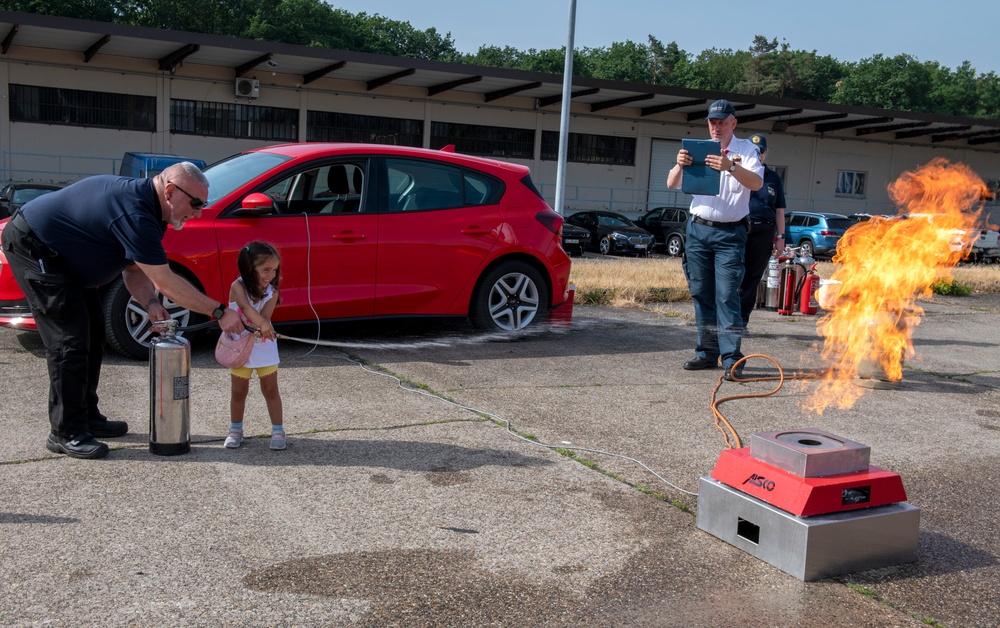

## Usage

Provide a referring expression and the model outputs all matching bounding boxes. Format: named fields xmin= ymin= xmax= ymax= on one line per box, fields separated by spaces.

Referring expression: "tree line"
xmin=5 ymin=0 xmax=1000 ymax=119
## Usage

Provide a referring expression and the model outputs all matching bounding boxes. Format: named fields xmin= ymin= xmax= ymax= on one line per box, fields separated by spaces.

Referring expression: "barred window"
xmin=836 ymin=170 xmax=867 ymax=198
xmin=171 ymin=99 xmax=297 ymax=141
xmin=430 ymin=122 xmax=534 ymax=159
xmin=9 ymin=84 xmax=155 ymax=131
xmin=307 ymin=111 xmax=422 ymax=146
xmin=540 ymin=131 xmax=635 ymax=166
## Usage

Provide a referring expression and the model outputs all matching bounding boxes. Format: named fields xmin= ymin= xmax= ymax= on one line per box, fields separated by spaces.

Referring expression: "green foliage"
xmin=350 ymin=11 xmax=457 ymax=60
xmin=6 ymin=1 xmax=1000 ymax=120
xmin=831 ymin=53 xmax=935 ymax=111
xmin=116 ymin=0 xmax=258 ymax=37
xmin=587 ymin=40 xmax=650 ymax=83
xmin=521 ymin=48 xmax=580 ymax=74
xmin=460 ymin=46 xmax=585 ymax=75
xmin=686 ymin=47 xmax=751 ymax=93
xmin=783 ymin=51 xmax=847 ymax=102
xmin=244 ymin=0 xmax=352 ymax=49
xmin=460 ymin=45 xmax=525 ymax=70
xmin=931 ymin=279 xmax=971 ymax=296
xmin=2 ymin=0 xmax=118 ymax=21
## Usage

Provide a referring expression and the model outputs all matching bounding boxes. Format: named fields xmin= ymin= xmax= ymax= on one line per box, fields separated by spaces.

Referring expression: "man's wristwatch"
xmin=212 ymin=303 xmax=227 ymax=320
xmin=729 ymin=162 xmax=738 ymax=172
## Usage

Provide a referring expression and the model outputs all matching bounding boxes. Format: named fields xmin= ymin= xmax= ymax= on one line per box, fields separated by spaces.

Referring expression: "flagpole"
xmin=553 ymin=0 xmax=577 ymax=215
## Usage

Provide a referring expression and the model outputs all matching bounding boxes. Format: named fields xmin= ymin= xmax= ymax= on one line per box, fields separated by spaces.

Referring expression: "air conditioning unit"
xmin=235 ymin=78 xmax=259 ymax=98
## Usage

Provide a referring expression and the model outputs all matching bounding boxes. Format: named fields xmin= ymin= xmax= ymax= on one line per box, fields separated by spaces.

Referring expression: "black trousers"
xmin=739 ymin=222 xmax=777 ymax=326
xmin=2 ymin=217 xmax=105 ymax=438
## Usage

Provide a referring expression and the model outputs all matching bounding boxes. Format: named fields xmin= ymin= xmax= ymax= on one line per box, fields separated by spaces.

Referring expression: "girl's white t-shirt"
xmin=229 ymin=279 xmax=279 ymax=368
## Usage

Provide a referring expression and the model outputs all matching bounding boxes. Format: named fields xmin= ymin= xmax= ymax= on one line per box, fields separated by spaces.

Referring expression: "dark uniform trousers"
xmin=739 ymin=220 xmax=777 ymax=326
xmin=2 ymin=212 xmax=105 ymax=438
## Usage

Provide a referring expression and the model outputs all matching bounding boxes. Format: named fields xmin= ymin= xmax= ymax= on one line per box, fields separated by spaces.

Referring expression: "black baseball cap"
xmin=706 ymin=99 xmax=736 ymax=120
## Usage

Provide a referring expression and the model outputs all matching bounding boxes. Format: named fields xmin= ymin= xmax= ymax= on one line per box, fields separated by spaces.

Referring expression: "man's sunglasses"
xmin=169 ymin=181 xmax=206 ymax=210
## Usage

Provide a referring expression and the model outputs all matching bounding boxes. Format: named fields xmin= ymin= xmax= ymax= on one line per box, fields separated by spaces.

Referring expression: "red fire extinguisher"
xmin=799 ymin=265 xmax=820 ymax=315
xmin=777 ymin=254 xmax=796 ymax=316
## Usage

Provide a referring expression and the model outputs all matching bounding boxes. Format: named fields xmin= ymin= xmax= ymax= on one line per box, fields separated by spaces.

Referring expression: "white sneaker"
xmin=269 ymin=431 xmax=286 ymax=450
xmin=224 ymin=430 xmax=243 ymax=448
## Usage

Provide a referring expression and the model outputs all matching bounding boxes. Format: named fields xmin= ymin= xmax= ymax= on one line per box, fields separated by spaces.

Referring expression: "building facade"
xmin=2 ymin=10 xmax=999 ymax=222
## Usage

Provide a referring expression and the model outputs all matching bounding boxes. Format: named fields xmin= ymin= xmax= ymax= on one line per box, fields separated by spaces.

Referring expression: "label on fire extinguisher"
xmin=173 ymin=376 xmax=189 ymax=401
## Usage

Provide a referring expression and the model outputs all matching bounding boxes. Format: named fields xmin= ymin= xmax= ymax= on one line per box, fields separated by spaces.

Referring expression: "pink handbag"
xmin=214 ymin=331 xmax=255 ymax=368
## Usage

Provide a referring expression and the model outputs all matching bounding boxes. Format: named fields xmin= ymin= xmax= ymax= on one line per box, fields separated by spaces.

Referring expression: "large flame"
xmin=804 ymin=158 xmax=988 ymax=414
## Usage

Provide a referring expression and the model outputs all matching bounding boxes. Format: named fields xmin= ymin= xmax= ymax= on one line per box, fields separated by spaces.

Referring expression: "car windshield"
xmin=203 ymin=152 xmax=291 ymax=205
xmin=597 ymin=214 xmax=634 ymax=228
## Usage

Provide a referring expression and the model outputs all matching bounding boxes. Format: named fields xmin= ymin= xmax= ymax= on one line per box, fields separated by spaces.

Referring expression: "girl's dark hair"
xmin=237 ymin=241 xmax=281 ymax=303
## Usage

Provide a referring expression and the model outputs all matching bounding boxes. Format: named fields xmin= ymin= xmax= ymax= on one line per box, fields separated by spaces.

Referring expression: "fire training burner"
xmin=696 ymin=428 xmax=919 ymax=581
xmin=852 ymin=309 xmax=914 ymax=390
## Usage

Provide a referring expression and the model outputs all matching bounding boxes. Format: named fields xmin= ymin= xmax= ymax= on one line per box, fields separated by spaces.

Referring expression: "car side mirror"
xmin=232 ymin=192 xmax=276 ymax=217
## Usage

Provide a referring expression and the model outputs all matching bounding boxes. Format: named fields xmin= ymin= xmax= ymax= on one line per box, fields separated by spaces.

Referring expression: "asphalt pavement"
xmin=1 ymin=292 xmax=998 ymax=627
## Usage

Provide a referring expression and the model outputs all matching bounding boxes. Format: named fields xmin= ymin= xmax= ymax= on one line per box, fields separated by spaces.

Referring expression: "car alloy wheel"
xmin=599 ymin=236 xmax=612 ymax=255
xmin=798 ymin=240 xmax=814 ymax=258
xmin=667 ymin=234 xmax=684 ymax=257
xmin=470 ymin=262 xmax=549 ymax=331
xmin=103 ymin=277 xmax=193 ymax=359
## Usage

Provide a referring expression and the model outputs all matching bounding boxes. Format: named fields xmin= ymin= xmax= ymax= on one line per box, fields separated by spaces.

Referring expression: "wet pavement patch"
xmin=244 ymin=549 xmax=589 ymax=625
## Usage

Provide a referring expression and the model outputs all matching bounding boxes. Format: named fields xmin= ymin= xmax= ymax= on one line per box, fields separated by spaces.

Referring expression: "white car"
xmin=905 ymin=214 xmax=999 ymax=262
xmin=970 ymin=228 xmax=1000 ymax=262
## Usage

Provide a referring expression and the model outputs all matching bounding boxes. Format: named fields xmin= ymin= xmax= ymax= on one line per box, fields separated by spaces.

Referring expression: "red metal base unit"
xmin=710 ymin=447 xmax=907 ymax=517
xmin=699 ymin=429 xmax=918 ymax=580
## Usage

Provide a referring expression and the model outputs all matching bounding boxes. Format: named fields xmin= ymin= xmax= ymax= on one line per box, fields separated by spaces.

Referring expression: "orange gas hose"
xmin=710 ymin=354 xmax=824 ymax=449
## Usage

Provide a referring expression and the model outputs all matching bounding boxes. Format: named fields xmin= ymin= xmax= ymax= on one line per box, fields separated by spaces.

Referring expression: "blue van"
xmin=119 ymin=152 xmax=207 ymax=179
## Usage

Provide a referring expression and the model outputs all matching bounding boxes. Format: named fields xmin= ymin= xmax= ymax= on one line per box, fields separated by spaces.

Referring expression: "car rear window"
xmin=826 ymin=218 xmax=855 ymax=230
xmin=519 ymin=175 xmax=545 ymax=201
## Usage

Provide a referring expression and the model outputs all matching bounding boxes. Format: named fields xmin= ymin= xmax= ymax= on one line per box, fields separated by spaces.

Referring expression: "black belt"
xmin=692 ymin=215 xmax=748 ymax=229
xmin=10 ymin=211 xmax=33 ymax=235
xmin=750 ymin=220 xmax=775 ymax=226
xmin=7 ymin=211 xmax=60 ymax=260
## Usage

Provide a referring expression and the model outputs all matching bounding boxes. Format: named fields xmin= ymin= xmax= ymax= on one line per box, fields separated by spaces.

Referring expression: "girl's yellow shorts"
xmin=229 ymin=364 xmax=278 ymax=379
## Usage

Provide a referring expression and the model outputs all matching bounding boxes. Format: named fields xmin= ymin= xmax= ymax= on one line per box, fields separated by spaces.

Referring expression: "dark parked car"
xmin=0 ymin=182 xmax=62 ymax=219
xmin=0 ymin=143 xmax=573 ymax=358
xmin=119 ymin=152 xmax=208 ymax=178
xmin=634 ymin=207 xmax=689 ymax=256
xmin=565 ymin=211 xmax=654 ymax=256
xmin=561 ymin=222 xmax=591 ymax=256
xmin=784 ymin=211 xmax=856 ymax=258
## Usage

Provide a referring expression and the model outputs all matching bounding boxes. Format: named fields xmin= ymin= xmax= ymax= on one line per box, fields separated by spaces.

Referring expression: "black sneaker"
xmin=46 ymin=433 xmax=110 ymax=459
xmin=88 ymin=419 xmax=129 ymax=438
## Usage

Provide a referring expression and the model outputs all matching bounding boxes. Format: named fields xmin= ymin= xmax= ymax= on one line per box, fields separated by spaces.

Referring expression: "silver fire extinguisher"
xmin=763 ymin=254 xmax=781 ymax=311
xmin=149 ymin=319 xmax=191 ymax=455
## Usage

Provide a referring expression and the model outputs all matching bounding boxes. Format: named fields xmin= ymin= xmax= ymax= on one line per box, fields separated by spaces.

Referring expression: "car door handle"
xmin=332 ymin=231 xmax=366 ymax=241
xmin=460 ymin=226 xmax=491 ymax=235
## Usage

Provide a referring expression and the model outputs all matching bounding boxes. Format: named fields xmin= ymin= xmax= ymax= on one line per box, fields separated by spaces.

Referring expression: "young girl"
xmin=223 ymin=242 xmax=285 ymax=450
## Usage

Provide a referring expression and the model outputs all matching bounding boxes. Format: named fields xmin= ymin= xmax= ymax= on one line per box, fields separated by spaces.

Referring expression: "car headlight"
xmin=612 ymin=232 xmax=629 ymax=241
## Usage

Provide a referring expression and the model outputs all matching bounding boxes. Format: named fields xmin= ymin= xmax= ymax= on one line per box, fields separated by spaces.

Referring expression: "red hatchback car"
xmin=0 ymin=143 xmax=573 ymax=358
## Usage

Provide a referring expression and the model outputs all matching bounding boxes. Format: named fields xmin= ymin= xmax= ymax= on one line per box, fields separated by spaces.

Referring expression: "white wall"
xmin=1 ymin=52 xmax=998 ymax=227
